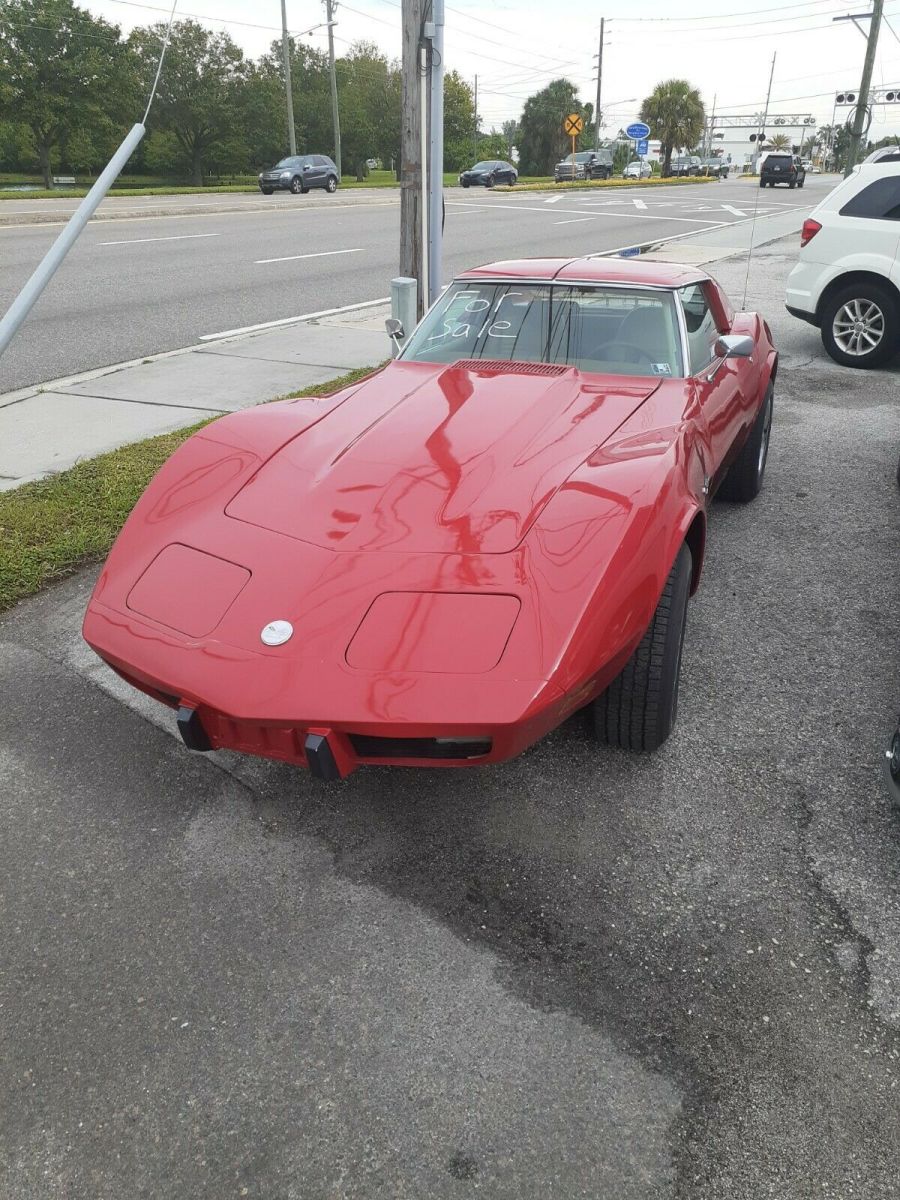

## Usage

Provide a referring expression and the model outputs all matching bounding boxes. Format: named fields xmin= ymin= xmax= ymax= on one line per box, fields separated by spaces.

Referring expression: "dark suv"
xmin=553 ymin=149 xmax=614 ymax=182
xmin=259 ymin=155 xmax=340 ymax=195
xmin=760 ymin=153 xmax=805 ymax=189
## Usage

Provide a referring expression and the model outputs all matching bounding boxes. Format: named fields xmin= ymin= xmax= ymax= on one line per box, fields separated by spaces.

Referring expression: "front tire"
xmin=290 ymin=176 xmax=302 ymax=194
xmin=509 ymin=173 xmax=517 ymax=186
xmin=820 ymin=282 xmax=900 ymax=369
xmin=260 ymin=187 xmax=274 ymax=195
xmin=759 ymin=179 xmax=766 ymax=188
xmin=325 ymin=175 xmax=338 ymax=193
xmin=718 ymin=383 xmax=773 ymax=503
xmin=593 ymin=543 xmax=692 ymax=752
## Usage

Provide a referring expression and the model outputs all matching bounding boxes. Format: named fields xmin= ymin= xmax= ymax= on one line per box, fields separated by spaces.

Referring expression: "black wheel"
xmin=486 ymin=174 xmax=496 ymax=188
xmin=820 ymin=281 xmax=900 ymax=369
xmin=290 ymin=176 xmax=302 ymax=194
xmin=325 ymin=175 xmax=338 ymax=193
xmin=509 ymin=173 xmax=517 ymax=186
xmin=759 ymin=179 xmax=765 ymax=188
xmin=593 ymin=542 xmax=692 ymax=752
xmin=462 ymin=179 xmax=470 ymax=188
xmin=798 ymin=177 xmax=805 ymax=188
xmin=718 ymin=382 xmax=773 ymax=503
xmin=260 ymin=187 xmax=274 ymax=195
xmin=789 ymin=180 xmax=796 ymax=189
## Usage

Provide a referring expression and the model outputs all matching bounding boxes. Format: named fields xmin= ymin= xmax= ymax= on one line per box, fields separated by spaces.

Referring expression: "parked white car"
xmin=623 ymin=160 xmax=652 ymax=179
xmin=786 ymin=147 xmax=900 ymax=367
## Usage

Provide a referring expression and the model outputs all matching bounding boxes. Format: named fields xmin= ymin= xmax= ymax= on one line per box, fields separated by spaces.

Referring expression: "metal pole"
xmin=420 ymin=42 xmax=429 ymax=306
xmin=326 ymin=0 xmax=342 ymax=175
xmin=426 ymin=0 xmax=444 ymax=305
xmin=707 ymin=92 xmax=716 ymax=158
xmin=280 ymin=0 xmax=297 ymax=155
xmin=0 ymin=124 xmax=146 ymax=359
xmin=594 ymin=18 xmax=604 ymax=151
xmin=845 ymin=0 xmax=884 ymax=175
xmin=752 ymin=53 xmax=776 ymax=173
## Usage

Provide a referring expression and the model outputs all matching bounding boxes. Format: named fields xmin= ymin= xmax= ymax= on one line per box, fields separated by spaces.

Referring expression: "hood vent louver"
xmin=452 ymin=359 xmax=568 ymax=377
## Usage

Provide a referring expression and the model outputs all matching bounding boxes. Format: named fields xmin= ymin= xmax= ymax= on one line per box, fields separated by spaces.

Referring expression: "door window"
xmin=839 ymin=178 xmax=900 ymax=221
xmin=680 ymin=284 xmax=720 ymax=374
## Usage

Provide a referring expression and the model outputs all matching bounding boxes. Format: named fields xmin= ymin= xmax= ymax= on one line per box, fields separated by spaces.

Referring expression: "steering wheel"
xmin=593 ymin=341 xmax=657 ymax=366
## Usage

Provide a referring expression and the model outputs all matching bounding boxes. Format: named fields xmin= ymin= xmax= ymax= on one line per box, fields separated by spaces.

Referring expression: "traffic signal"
xmin=749 ymin=132 xmax=765 ymax=142
xmin=835 ymin=91 xmax=857 ymax=104
xmin=885 ymin=90 xmax=899 ymax=102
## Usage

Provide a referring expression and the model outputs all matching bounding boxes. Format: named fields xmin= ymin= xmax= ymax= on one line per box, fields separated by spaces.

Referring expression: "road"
xmin=0 ymin=177 xmax=826 ymax=392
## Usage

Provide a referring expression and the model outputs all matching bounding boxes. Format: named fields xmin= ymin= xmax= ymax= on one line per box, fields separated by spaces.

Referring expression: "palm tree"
xmin=769 ymin=134 xmax=792 ymax=151
xmin=639 ymin=80 xmax=704 ymax=176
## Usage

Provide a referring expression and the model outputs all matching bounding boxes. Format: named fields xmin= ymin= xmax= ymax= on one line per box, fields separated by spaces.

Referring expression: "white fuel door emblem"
xmin=261 ymin=620 xmax=293 ymax=646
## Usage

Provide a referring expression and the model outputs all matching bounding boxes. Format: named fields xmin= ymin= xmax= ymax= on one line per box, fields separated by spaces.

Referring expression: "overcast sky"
xmin=84 ymin=0 xmax=900 ymax=139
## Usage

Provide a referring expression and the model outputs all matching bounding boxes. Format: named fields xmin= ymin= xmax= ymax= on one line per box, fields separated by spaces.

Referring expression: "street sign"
xmin=564 ymin=113 xmax=584 ymax=136
xmin=636 ymin=137 xmax=649 ymax=156
xmin=619 ymin=246 xmax=641 ymax=257
xmin=626 ymin=121 xmax=651 ymax=140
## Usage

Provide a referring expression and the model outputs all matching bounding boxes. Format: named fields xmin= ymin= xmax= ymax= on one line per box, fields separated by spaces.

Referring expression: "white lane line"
xmin=199 ymin=296 xmax=389 ymax=341
xmin=633 ymin=198 xmax=648 ymax=210
xmin=544 ymin=195 xmax=565 ymax=204
xmin=555 ymin=216 xmax=596 ymax=225
xmin=254 ymin=247 xmax=364 ymax=265
xmin=448 ymin=199 xmax=732 ymax=226
xmin=99 ymin=232 xmax=220 ymax=246
xmin=721 ymin=204 xmax=747 ymax=216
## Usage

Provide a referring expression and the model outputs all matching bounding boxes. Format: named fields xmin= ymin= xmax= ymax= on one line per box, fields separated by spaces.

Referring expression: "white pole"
xmin=426 ymin=0 xmax=444 ymax=305
xmin=0 ymin=123 xmax=146 ymax=359
xmin=420 ymin=43 xmax=429 ymax=309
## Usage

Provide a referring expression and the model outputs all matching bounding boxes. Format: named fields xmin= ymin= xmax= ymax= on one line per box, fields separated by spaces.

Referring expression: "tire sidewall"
xmin=326 ymin=175 xmax=338 ymax=193
xmin=290 ymin=176 xmax=301 ymax=194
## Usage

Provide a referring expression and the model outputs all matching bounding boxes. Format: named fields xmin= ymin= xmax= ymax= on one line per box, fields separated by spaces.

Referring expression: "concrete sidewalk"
xmin=0 ymin=209 xmax=807 ymax=491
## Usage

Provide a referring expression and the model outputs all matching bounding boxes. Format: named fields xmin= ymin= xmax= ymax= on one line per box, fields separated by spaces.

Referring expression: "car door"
xmin=679 ymin=283 xmax=748 ymax=480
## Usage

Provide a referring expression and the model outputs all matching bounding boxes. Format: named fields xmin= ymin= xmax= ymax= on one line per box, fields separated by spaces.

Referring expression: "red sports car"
xmin=83 ymin=257 xmax=777 ymax=780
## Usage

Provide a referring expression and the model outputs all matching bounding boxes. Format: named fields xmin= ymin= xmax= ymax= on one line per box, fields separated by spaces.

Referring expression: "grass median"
xmin=0 ymin=364 xmax=381 ymax=614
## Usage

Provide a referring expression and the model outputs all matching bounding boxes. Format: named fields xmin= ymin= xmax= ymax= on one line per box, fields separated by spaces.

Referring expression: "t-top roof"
xmin=457 ymin=256 xmax=710 ymax=288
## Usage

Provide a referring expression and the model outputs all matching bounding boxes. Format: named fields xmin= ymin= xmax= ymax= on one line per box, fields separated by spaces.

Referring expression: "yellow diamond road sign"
xmin=564 ymin=113 xmax=584 ymax=136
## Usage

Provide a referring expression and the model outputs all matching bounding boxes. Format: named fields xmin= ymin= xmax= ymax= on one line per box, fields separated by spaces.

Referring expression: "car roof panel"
xmin=457 ymin=256 xmax=710 ymax=288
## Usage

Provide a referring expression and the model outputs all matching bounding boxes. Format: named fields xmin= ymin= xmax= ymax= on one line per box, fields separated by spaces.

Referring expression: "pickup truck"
xmin=554 ymin=149 xmax=614 ymax=182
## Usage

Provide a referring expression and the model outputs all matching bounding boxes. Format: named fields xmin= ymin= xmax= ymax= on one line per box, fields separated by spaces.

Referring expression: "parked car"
xmin=83 ymin=257 xmax=777 ymax=780
xmin=785 ymin=149 xmax=900 ymax=367
xmin=668 ymin=156 xmax=696 ymax=177
xmin=459 ymin=160 xmax=517 ymax=187
xmin=258 ymin=154 xmax=340 ymax=195
xmin=623 ymin=159 xmax=652 ymax=179
xmin=700 ymin=157 xmax=728 ymax=178
xmin=554 ymin=149 xmax=614 ymax=182
xmin=760 ymin=153 xmax=805 ymax=188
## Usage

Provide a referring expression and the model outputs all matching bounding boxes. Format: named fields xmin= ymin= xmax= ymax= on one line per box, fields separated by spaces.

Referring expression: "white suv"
xmin=785 ymin=148 xmax=900 ymax=368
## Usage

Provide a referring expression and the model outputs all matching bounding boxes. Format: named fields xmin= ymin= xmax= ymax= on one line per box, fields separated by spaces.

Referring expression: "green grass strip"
xmin=0 ymin=364 xmax=380 ymax=613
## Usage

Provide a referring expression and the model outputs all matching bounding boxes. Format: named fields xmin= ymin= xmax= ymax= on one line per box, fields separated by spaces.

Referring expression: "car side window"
xmin=839 ymin=178 xmax=900 ymax=221
xmin=680 ymin=284 xmax=720 ymax=374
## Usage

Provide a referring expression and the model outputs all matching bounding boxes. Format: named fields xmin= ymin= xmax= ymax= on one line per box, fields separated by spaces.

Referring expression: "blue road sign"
xmin=619 ymin=247 xmax=641 ymax=258
xmin=637 ymin=137 xmax=649 ymax=156
xmin=626 ymin=121 xmax=651 ymax=140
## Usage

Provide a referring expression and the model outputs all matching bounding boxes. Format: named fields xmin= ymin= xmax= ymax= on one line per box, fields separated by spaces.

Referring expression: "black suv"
xmin=553 ymin=149 xmax=614 ymax=182
xmin=760 ymin=153 xmax=805 ymax=189
xmin=259 ymin=155 xmax=340 ymax=195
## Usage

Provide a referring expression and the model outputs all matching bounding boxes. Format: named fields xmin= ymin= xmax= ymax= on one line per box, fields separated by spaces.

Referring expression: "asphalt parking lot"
xmin=1 ymin=239 xmax=899 ymax=1198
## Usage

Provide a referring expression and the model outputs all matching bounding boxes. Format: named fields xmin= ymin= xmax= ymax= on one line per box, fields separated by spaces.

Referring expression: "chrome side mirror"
xmin=706 ymin=333 xmax=754 ymax=380
xmin=385 ymin=317 xmax=405 ymax=354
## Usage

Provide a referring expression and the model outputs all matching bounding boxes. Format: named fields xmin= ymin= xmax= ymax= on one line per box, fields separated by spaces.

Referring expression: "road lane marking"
xmin=99 ymin=232 xmax=220 ymax=246
xmin=199 ymin=296 xmax=390 ymax=341
xmin=555 ymin=216 xmax=596 ymax=225
xmin=443 ymin=199 xmax=731 ymax=225
xmin=254 ymin=247 xmax=364 ymax=264
xmin=721 ymin=204 xmax=748 ymax=216
xmin=544 ymin=196 xmax=565 ymax=204
xmin=633 ymin=199 xmax=648 ymax=210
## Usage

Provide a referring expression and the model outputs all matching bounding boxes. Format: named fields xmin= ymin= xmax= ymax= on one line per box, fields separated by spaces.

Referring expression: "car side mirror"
xmin=385 ymin=317 xmax=405 ymax=354
xmin=715 ymin=334 xmax=754 ymax=358
xmin=303 ymin=163 xmax=311 ymax=170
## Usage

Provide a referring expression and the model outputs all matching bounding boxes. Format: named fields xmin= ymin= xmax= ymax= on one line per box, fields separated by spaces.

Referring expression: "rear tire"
xmin=593 ymin=543 xmax=692 ymax=752
xmin=820 ymin=281 xmax=900 ymax=369
xmin=325 ymin=175 xmax=338 ymax=193
xmin=759 ymin=179 xmax=765 ymax=188
xmin=718 ymin=382 xmax=773 ymax=503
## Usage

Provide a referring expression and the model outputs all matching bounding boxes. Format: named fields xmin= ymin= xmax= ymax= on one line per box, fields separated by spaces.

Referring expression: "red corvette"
xmin=83 ymin=257 xmax=777 ymax=779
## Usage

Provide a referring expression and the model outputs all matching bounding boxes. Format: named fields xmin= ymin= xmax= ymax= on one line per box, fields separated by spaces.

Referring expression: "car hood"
xmin=225 ymin=360 xmax=660 ymax=555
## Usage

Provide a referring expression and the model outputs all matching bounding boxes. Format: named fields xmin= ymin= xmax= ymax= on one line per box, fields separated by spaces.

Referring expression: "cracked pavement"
xmin=1 ymin=238 xmax=899 ymax=1198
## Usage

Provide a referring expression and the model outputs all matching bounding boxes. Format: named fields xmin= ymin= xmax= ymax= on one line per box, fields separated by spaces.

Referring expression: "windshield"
xmin=401 ymin=281 xmax=685 ymax=378
xmin=274 ymin=156 xmax=306 ymax=168
xmin=470 ymin=161 xmax=495 ymax=171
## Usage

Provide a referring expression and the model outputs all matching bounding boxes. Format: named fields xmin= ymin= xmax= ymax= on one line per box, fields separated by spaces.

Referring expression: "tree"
xmin=0 ymin=0 xmax=136 ymax=187
xmin=769 ymin=133 xmax=791 ymax=151
xmin=517 ymin=79 xmax=589 ymax=175
xmin=476 ymin=131 xmax=508 ymax=160
xmin=501 ymin=119 xmax=518 ymax=161
xmin=639 ymin=79 xmax=704 ymax=176
xmin=335 ymin=42 xmax=401 ymax=180
xmin=129 ymin=20 xmax=248 ymax=185
xmin=444 ymin=70 xmax=475 ymax=170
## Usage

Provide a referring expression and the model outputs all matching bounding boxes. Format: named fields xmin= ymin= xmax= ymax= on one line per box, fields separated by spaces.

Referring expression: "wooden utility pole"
xmin=843 ymin=0 xmax=884 ymax=175
xmin=473 ymin=74 xmax=478 ymax=160
xmin=280 ymin=0 xmax=297 ymax=155
xmin=400 ymin=0 xmax=425 ymax=312
xmin=325 ymin=0 xmax=342 ymax=175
